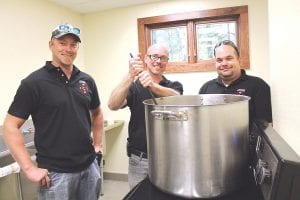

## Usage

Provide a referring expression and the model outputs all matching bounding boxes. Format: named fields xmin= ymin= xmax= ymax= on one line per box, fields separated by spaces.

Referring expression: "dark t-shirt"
xmin=199 ymin=69 xmax=272 ymax=127
xmin=8 ymin=61 xmax=100 ymax=172
xmin=126 ymin=76 xmax=183 ymax=153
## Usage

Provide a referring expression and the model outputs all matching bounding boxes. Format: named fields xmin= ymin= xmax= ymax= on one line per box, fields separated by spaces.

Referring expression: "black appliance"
xmin=123 ymin=121 xmax=300 ymax=200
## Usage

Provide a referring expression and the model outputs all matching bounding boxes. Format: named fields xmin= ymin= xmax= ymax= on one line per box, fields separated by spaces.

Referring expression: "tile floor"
xmin=100 ymin=179 xmax=130 ymax=200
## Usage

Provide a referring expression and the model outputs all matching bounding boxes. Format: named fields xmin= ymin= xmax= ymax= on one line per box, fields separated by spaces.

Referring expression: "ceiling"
xmin=47 ymin=0 xmax=165 ymax=13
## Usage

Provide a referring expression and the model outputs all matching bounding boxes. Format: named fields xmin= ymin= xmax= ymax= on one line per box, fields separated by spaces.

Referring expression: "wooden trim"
xmin=238 ymin=10 xmax=250 ymax=69
xmin=187 ymin=21 xmax=196 ymax=63
xmin=166 ymin=60 xmax=216 ymax=73
xmin=137 ymin=5 xmax=249 ymax=73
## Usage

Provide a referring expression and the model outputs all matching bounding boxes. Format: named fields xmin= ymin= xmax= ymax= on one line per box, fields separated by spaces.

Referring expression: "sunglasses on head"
xmin=58 ymin=24 xmax=80 ymax=35
xmin=214 ymin=40 xmax=239 ymax=57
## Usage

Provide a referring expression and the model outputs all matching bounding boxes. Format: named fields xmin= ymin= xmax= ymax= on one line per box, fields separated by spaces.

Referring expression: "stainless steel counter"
xmin=104 ymin=120 xmax=124 ymax=132
xmin=0 ymin=120 xmax=38 ymax=200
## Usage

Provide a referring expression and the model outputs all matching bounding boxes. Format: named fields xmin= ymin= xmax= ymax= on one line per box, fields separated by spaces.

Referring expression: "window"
xmin=138 ymin=6 xmax=249 ymax=73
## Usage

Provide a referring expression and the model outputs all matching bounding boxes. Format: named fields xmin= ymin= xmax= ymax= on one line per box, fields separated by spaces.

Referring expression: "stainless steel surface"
xmin=0 ymin=149 xmax=38 ymax=200
xmin=0 ymin=120 xmax=38 ymax=200
xmin=144 ymin=94 xmax=250 ymax=198
xmin=0 ymin=120 xmax=35 ymax=158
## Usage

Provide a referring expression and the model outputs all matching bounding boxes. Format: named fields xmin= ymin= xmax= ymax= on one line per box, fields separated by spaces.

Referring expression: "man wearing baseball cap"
xmin=3 ymin=22 xmax=103 ymax=200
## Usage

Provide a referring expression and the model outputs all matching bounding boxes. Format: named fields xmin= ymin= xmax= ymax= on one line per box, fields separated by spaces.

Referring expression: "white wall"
xmin=83 ymin=0 xmax=270 ymax=174
xmin=0 ymin=0 xmax=83 ymax=121
xmin=2 ymin=0 xmax=299 ymax=176
xmin=268 ymin=0 xmax=300 ymax=155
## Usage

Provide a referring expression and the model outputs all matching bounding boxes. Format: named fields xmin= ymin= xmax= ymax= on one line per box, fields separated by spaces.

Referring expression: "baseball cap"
xmin=51 ymin=23 xmax=81 ymax=42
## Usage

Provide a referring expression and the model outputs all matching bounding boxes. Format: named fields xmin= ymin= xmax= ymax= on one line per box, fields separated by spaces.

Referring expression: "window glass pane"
xmin=151 ymin=26 xmax=187 ymax=62
xmin=196 ymin=21 xmax=237 ymax=60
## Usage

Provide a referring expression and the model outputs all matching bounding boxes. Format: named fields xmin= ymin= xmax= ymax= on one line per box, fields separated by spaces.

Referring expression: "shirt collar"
xmin=45 ymin=61 xmax=80 ymax=75
xmin=159 ymin=75 xmax=169 ymax=85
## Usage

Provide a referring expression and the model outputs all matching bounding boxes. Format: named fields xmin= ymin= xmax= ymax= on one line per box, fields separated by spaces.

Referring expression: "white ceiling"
xmin=47 ymin=0 xmax=164 ymax=13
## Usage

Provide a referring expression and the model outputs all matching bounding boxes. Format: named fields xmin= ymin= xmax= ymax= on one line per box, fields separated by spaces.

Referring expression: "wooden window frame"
xmin=137 ymin=5 xmax=249 ymax=73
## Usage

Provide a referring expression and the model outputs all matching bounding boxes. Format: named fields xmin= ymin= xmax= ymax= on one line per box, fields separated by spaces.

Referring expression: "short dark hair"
xmin=214 ymin=40 xmax=240 ymax=58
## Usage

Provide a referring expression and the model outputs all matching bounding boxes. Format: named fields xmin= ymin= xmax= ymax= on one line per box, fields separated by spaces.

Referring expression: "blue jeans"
xmin=39 ymin=159 xmax=101 ymax=200
xmin=128 ymin=154 xmax=148 ymax=189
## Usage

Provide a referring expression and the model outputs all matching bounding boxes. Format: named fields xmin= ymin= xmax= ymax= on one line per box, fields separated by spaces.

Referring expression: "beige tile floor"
xmin=100 ymin=179 xmax=130 ymax=200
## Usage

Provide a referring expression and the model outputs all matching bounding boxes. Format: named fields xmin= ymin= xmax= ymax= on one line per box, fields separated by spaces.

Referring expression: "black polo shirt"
xmin=8 ymin=61 xmax=100 ymax=172
xmin=199 ymin=69 xmax=272 ymax=127
xmin=126 ymin=76 xmax=183 ymax=154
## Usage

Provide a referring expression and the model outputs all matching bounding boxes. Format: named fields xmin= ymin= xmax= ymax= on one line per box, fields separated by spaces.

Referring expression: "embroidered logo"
xmin=79 ymin=80 xmax=89 ymax=95
xmin=236 ymin=88 xmax=246 ymax=95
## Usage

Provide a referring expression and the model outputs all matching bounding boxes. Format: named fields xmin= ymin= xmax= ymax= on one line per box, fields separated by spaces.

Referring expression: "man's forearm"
xmin=3 ymin=118 xmax=35 ymax=173
xmin=149 ymin=83 xmax=181 ymax=97
xmin=108 ymin=74 xmax=133 ymax=110
xmin=91 ymin=107 xmax=104 ymax=153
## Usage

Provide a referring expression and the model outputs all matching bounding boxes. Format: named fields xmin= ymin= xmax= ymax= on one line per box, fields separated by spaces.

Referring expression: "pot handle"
xmin=151 ymin=110 xmax=188 ymax=121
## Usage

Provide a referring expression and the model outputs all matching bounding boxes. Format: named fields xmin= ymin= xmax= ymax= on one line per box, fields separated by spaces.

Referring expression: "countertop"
xmin=104 ymin=120 xmax=124 ymax=132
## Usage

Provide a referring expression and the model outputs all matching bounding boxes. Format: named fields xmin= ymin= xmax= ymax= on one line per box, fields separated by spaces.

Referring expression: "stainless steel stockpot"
xmin=144 ymin=94 xmax=250 ymax=198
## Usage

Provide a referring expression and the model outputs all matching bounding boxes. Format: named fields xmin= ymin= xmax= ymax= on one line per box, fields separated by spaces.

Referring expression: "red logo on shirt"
xmin=236 ymin=88 xmax=246 ymax=95
xmin=79 ymin=80 xmax=89 ymax=95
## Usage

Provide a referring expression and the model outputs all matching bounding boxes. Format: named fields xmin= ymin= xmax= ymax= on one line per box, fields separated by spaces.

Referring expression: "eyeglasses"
xmin=148 ymin=54 xmax=169 ymax=62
